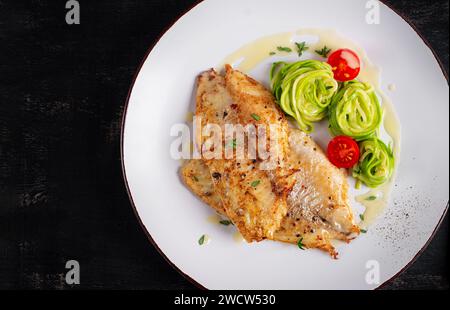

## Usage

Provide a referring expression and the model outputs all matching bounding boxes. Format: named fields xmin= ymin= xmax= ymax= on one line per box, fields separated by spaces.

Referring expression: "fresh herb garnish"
xmin=277 ymin=46 xmax=292 ymax=53
xmin=269 ymin=51 xmax=276 ymax=56
xmin=326 ymin=86 xmax=333 ymax=90
xmin=295 ymin=41 xmax=309 ymax=57
xmin=251 ymin=113 xmax=261 ymax=121
xmin=251 ymin=180 xmax=261 ymax=187
xmin=219 ymin=220 xmax=233 ymax=226
xmin=192 ymin=175 xmax=199 ymax=182
xmin=366 ymin=195 xmax=377 ymax=201
xmin=315 ymin=46 xmax=332 ymax=58
xmin=198 ymin=234 xmax=207 ymax=245
xmin=360 ymin=229 xmax=367 ymax=234
xmin=297 ymin=238 xmax=305 ymax=250
xmin=227 ymin=139 xmax=237 ymax=149
xmin=359 ymin=214 xmax=365 ymax=221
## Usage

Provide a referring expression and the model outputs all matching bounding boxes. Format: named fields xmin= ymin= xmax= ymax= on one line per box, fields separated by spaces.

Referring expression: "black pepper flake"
xmin=212 ymin=172 xmax=222 ymax=179
xmin=223 ymin=111 xmax=228 ymax=118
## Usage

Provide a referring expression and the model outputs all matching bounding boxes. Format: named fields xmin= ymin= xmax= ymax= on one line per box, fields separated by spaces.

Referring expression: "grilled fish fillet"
xmin=182 ymin=130 xmax=359 ymax=257
xmin=275 ymin=129 xmax=360 ymax=258
xmin=182 ymin=66 xmax=359 ymax=257
xmin=194 ymin=67 xmax=295 ymax=242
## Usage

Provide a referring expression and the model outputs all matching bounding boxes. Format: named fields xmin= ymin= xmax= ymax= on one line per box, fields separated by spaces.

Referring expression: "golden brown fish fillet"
xmin=194 ymin=67 xmax=295 ymax=242
xmin=181 ymin=159 xmax=225 ymax=215
xmin=181 ymin=130 xmax=359 ymax=258
xmin=273 ymin=129 xmax=360 ymax=258
xmin=224 ymin=65 xmax=291 ymax=166
xmin=183 ymin=65 xmax=359 ymax=257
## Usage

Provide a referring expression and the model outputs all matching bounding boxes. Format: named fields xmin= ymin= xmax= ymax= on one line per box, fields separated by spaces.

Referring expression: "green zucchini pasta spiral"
xmin=352 ymin=138 xmax=394 ymax=188
xmin=328 ymin=81 xmax=383 ymax=141
xmin=270 ymin=60 xmax=338 ymax=132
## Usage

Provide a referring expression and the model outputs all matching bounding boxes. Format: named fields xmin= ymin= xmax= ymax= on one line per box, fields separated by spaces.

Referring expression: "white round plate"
xmin=122 ymin=0 xmax=449 ymax=289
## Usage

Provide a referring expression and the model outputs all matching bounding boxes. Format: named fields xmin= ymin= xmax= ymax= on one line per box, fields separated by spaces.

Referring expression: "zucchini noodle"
xmin=352 ymin=138 xmax=394 ymax=188
xmin=328 ymin=81 xmax=383 ymax=141
xmin=270 ymin=60 xmax=338 ymax=132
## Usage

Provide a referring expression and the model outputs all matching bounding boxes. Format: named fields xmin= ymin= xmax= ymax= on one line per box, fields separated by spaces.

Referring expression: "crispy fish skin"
xmin=194 ymin=67 xmax=293 ymax=242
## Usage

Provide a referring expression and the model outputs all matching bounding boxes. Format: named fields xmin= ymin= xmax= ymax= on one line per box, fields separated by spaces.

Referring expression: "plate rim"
xmin=120 ymin=0 xmax=449 ymax=290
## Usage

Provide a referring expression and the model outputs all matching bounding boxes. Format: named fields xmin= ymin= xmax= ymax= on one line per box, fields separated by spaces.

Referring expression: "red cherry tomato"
xmin=327 ymin=136 xmax=360 ymax=169
xmin=327 ymin=49 xmax=361 ymax=82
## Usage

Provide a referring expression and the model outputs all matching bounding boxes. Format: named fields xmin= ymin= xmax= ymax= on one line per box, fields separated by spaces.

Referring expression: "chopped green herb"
xmin=227 ymin=139 xmax=237 ymax=149
xmin=297 ymin=238 xmax=305 ymax=250
xmin=251 ymin=113 xmax=261 ymax=121
xmin=192 ymin=175 xmax=199 ymax=182
xmin=198 ymin=234 xmax=207 ymax=245
xmin=355 ymin=180 xmax=362 ymax=189
xmin=219 ymin=220 xmax=233 ymax=226
xmin=359 ymin=214 xmax=365 ymax=221
xmin=269 ymin=51 xmax=276 ymax=56
xmin=251 ymin=180 xmax=261 ymax=187
xmin=366 ymin=195 xmax=377 ymax=201
xmin=326 ymin=86 xmax=333 ymax=90
xmin=360 ymin=229 xmax=367 ymax=234
xmin=277 ymin=46 xmax=292 ymax=53
xmin=295 ymin=41 xmax=309 ymax=57
xmin=315 ymin=46 xmax=332 ymax=58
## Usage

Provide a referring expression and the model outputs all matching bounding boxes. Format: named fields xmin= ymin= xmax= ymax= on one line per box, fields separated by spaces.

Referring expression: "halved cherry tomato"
xmin=327 ymin=136 xmax=360 ymax=169
xmin=327 ymin=48 xmax=361 ymax=82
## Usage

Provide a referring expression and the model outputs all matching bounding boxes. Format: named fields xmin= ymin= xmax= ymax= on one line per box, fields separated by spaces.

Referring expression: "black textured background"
xmin=0 ymin=0 xmax=448 ymax=290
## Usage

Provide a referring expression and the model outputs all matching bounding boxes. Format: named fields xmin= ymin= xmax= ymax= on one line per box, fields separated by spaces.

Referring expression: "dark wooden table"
xmin=0 ymin=0 xmax=448 ymax=289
